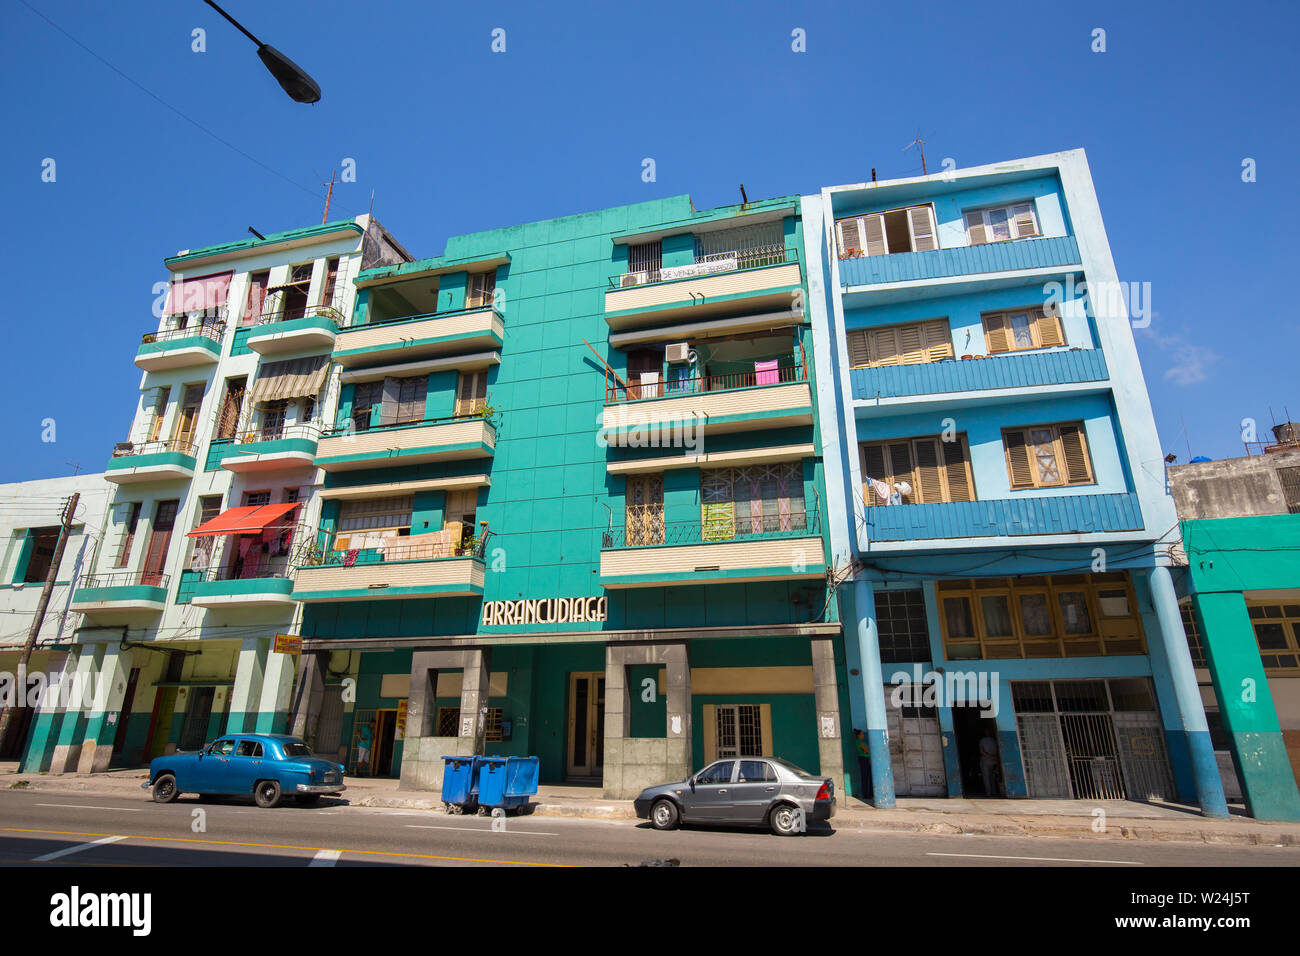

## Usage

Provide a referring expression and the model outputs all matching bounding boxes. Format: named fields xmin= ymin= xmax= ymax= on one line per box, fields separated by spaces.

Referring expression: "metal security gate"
xmin=1015 ymin=714 xmax=1071 ymax=798
xmin=1060 ymin=713 xmax=1124 ymax=800
xmin=1114 ymin=712 xmax=1175 ymax=801
xmin=885 ymin=689 xmax=946 ymax=796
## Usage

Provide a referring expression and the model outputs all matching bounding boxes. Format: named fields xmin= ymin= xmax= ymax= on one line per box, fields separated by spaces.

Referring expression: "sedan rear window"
xmin=738 ymin=760 xmax=775 ymax=782
xmin=280 ymin=742 xmax=311 ymax=757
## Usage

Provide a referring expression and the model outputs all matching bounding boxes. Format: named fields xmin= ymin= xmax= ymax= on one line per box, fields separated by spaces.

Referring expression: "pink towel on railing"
xmin=755 ymin=360 xmax=779 ymax=385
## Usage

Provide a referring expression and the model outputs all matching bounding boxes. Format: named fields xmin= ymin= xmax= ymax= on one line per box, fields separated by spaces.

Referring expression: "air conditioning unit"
xmin=665 ymin=342 xmax=691 ymax=363
xmin=620 ymin=271 xmax=648 ymax=288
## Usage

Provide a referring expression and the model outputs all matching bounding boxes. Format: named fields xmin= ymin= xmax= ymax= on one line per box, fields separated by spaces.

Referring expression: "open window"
xmin=964 ymin=202 xmax=1039 ymax=245
xmin=836 ymin=204 xmax=937 ymax=258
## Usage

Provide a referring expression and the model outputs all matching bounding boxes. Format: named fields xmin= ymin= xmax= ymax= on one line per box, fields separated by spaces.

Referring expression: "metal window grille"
xmin=876 ymin=589 xmax=931 ymax=663
xmin=716 ymin=704 xmax=763 ymax=758
xmin=1278 ymin=466 xmax=1300 ymax=514
xmin=694 ymin=222 xmax=784 ymax=268
xmin=627 ymin=241 xmax=662 ymax=283
xmin=435 ymin=707 xmax=460 ymax=737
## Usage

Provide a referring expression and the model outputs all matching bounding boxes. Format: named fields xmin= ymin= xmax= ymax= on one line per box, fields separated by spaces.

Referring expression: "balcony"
xmin=315 ymin=414 xmax=496 ymax=472
xmin=602 ymin=361 xmax=813 ymax=445
xmin=850 ymin=348 xmax=1110 ymax=405
xmin=105 ymin=438 xmax=198 ymax=483
xmin=208 ymin=424 xmax=319 ymax=473
xmin=604 ymin=248 xmax=802 ymax=330
xmin=292 ymin=535 xmax=488 ymax=602
xmin=333 ymin=305 xmax=504 ymax=368
xmin=861 ymin=492 xmax=1144 ymax=545
xmin=71 ymin=570 xmax=169 ymax=615
xmin=246 ymin=306 xmax=340 ymax=356
xmin=838 ymin=236 xmax=1081 ymax=291
xmin=134 ymin=320 xmax=224 ymax=371
xmin=599 ymin=515 xmax=824 ymax=588
xmin=189 ymin=558 xmax=295 ymax=609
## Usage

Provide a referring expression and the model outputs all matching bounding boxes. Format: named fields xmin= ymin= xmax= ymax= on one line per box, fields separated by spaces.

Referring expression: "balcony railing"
xmin=225 ymin=422 xmax=321 ymax=445
xmin=862 ymin=492 xmax=1143 ymax=542
xmin=79 ymin=569 xmax=171 ymax=590
xmin=602 ymin=512 xmax=818 ymax=549
xmin=140 ymin=318 xmax=225 ymax=346
xmin=327 ymin=410 xmax=494 ymax=439
xmin=111 ymin=437 xmax=197 ymax=458
xmin=606 ymin=356 xmax=806 ymax=404
xmin=299 ymin=529 xmax=492 ymax=569
xmin=354 ymin=302 xmax=501 ymax=330
xmin=191 ymin=556 xmax=293 ymax=582
xmin=849 ymin=348 xmax=1110 ymax=402
xmin=838 ymin=236 xmax=1081 ymax=288
xmin=250 ymin=304 xmax=345 ymax=328
xmin=609 ymin=246 xmax=798 ymax=290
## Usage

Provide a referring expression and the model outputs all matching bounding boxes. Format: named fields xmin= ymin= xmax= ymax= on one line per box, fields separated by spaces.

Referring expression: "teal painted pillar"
xmin=78 ymin=644 xmax=134 ymax=773
xmin=852 ymin=579 xmax=895 ymax=807
xmin=21 ymin=652 xmax=76 ymax=772
xmin=1193 ymin=589 xmax=1300 ymax=822
xmin=228 ymin=637 xmax=268 ymax=733
xmin=255 ymin=644 xmax=298 ymax=734
xmin=835 ymin=585 xmax=869 ymax=799
xmin=1148 ymin=566 xmax=1230 ymax=818
xmin=50 ymin=644 xmax=102 ymax=772
xmin=992 ymin=682 xmax=1027 ymax=798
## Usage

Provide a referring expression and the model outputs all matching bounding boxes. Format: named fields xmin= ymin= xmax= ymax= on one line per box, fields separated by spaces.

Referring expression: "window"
xmin=983 ymin=307 xmax=1064 ymax=353
xmin=466 ymin=271 xmax=496 ymax=308
xmin=737 ymin=760 xmax=776 ymax=783
xmin=696 ymin=761 xmax=735 ymax=784
xmin=701 ymin=463 xmax=806 ymax=540
xmin=173 ymin=384 xmax=205 ymax=449
xmin=320 ymin=257 xmax=340 ymax=309
xmin=626 ymin=473 xmax=664 ymax=546
xmin=21 ymin=527 xmax=61 ymax=583
xmin=215 ymin=377 xmax=246 ymax=440
xmin=964 ymin=202 xmax=1039 ymax=245
xmin=189 ymin=495 xmax=222 ymax=570
xmin=846 ymin=318 xmax=952 ymax=369
xmin=336 ymin=496 xmax=413 ymax=550
xmin=390 ymin=376 xmax=428 ymax=424
xmin=243 ymin=271 xmax=269 ymax=325
xmin=435 ymin=707 xmax=460 ymax=737
xmin=625 ymin=241 xmax=662 ymax=284
xmin=716 ymin=703 xmax=764 ymax=758
xmin=259 ymin=400 xmax=288 ymax=440
xmin=144 ymin=386 xmax=171 ymax=442
xmin=1003 ymin=422 xmax=1094 ymax=489
xmin=351 ymin=381 xmax=384 ymax=432
xmin=235 ymin=740 xmax=263 ymax=757
xmin=860 ymin=434 xmax=974 ymax=506
xmin=1180 ymin=603 xmax=1207 ymax=667
xmin=836 ymin=204 xmax=937 ymax=258
xmin=113 ymin=502 xmax=142 ymax=569
xmin=444 ymin=489 xmax=478 ymax=535
xmin=694 ymin=222 xmax=784 ymax=269
xmin=876 ymin=590 xmax=931 ymax=663
xmin=281 ymin=264 xmax=313 ymax=321
xmin=455 ymin=371 xmax=488 ymax=417
xmin=1278 ymin=466 xmax=1300 ymax=514
xmin=210 ymin=739 xmax=236 ymax=756
xmin=1248 ymin=604 xmax=1300 ymax=670
xmin=938 ymin=573 xmax=1145 ymax=659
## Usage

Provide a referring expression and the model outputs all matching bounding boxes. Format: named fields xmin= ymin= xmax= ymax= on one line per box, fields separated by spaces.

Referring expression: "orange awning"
xmin=186 ymin=502 xmax=300 ymax=537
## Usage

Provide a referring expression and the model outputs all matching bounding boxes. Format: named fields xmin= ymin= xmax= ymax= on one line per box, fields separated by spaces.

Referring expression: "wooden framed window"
xmin=836 ymin=204 xmax=937 ymax=258
xmin=350 ymin=381 xmax=384 ymax=432
xmin=847 ymin=318 xmax=953 ymax=369
xmin=938 ymin=573 xmax=1144 ymax=659
xmin=964 ymin=202 xmax=1039 ymax=245
xmin=983 ymin=307 xmax=1064 ymax=353
xmin=699 ymin=462 xmax=806 ymax=540
xmin=466 ymin=271 xmax=496 ymax=308
xmin=859 ymin=434 xmax=974 ymax=506
xmin=625 ymin=473 xmax=664 ymax=546
xmin=390 ymin=375 xmax=428 ymax=425
xmin=1248 ymin=603 xmax=1300 ymax=671
xmin=113 ymin=502 xmax=143 ymax=569
xmin=173 ymin=384 xmax=205 ymax=449
xmin=319 ymin=257 xmax=340 ymax=309
xmin=335 ymin=495 xmax=414 ymax=551
xmin=444 ymin=489 xmax=478 ymax=535
xmin=455 ymin=371 xmax=488 ymax=417
xmin=1003 ymin=422 xmax=1093 ymax=489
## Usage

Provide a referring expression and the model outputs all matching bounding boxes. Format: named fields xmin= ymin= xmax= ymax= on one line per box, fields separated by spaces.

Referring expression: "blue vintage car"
xmin=144 ymin=733 xmax=346 ymax=808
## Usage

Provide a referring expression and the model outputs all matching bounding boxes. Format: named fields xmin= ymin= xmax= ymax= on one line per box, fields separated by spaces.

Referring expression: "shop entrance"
xmin=349 ymin=708 xmax=399 ymax=776
xmin=953 ymin=702 xmax=1001 ymax=797
xmin=566 ymin=672 xmax=605 ymax=781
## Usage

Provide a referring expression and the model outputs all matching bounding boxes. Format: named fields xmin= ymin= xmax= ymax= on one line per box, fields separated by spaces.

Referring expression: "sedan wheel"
xmin=254 ymin=780 xmax=283 ymax=809
xmin=770 ymin=803 xmax=802 ymax=836
xmin=151 ymin=773 xmax=179 ymax=804
xmin=650 ymin=798 xmax=679 ymax=831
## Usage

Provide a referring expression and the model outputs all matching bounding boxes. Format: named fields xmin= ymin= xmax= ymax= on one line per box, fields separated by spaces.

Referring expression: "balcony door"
xmin=173 ymin=384 xmax=205 ymax=450
xmin=140 ymin=500 xmax=178 ymax=586
xmin=625 ymin=474 xmax=664 ymax=545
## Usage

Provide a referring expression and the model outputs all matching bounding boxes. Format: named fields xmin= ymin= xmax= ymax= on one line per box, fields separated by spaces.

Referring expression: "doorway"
xmin=953 ymin=702 xmax=1001 ymax=797
xmin=373 ymin=708 xmax=398 ymax=777
xmin=178 ymin=687 xmax=215 ymax=752
xmin=566 ymin=672 xmax=605 ymax=781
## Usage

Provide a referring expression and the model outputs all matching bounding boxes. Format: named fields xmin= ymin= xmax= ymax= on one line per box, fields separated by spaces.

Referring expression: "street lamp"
xmin=203 ymin=0 xmax=321 ymax=104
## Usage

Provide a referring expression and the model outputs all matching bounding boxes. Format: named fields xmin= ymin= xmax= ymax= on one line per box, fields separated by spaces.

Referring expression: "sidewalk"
xmin=4 ymin=763 xmax=1297 ymax=848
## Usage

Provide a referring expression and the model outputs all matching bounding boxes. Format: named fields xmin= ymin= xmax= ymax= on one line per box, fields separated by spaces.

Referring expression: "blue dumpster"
xmin=478 ymin=755 xmax=539 ymax=813
xmin=440 ymin=755 xmax=479 ymax=812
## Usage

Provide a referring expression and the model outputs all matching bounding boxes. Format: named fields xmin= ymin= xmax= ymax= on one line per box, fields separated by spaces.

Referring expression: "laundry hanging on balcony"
xmin=186 ymin=502 xmax=301 ymax=537
xmin=248 ymin=354 xmax=331 ymax=403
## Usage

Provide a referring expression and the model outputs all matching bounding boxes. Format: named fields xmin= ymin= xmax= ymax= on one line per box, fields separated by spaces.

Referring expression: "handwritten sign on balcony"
xmin=658 ymin=257 xmax=737 ymax=281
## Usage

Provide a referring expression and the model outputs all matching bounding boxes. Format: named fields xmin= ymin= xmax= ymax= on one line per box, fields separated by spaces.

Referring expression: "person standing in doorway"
xmin=853 ymin=728 xmax=871 ymax=798
xmin=356 ymin=720 xmax=374 ymax=776
xmin=978 ymin=729 xmax=1000 ymax=797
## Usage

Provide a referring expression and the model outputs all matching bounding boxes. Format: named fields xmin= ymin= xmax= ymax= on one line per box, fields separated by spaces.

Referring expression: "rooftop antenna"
xmin=739 ymin=184 xmax=749 ymax=205
xmin=65 ymin=461 xmax=82 ymax=476
xmin=321 ymin=169 xmax=337 ymax=223
xmin=871 ymin=168 xmax=877 ymax=183
xmin=903 ymin=134 xmax=928 ymax=175
xmin=248 ymin=226 xmax=266 ymax=240
xmin=368 ymin=188 xmax=375 ymax=218
xmin=1179 ymin=413 xmax=1192 ymax=462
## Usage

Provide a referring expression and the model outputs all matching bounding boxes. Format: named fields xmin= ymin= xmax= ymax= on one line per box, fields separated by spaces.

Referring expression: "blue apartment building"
xmin=805 ymin=150 xmax=1228 ymax=814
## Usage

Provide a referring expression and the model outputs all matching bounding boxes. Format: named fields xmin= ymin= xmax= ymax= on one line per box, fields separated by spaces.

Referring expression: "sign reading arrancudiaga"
xmin=481 ymin=596 xmax=608 ymax=627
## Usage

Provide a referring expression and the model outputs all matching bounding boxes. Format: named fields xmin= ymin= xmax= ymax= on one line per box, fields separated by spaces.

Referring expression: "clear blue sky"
xmin=2 ymin=0 xmax=1296 ymax=481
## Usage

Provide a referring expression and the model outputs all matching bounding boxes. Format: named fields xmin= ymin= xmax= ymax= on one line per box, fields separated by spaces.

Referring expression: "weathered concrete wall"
xmin=1169 ymin=451 xmax=1300 ymax=520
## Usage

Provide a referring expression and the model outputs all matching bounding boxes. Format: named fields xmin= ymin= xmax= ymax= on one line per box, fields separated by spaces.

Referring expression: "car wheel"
xmin=650 ymin=798 xmax=679 ymax=831
xmin=254 ymin=780 xmax=283 ymax=808
xmin=295 ymin=794 xmax=321 ymax=806
xmin=769 ymin=803 xmax=802 ymax=836
xmin=151 ymin=773 xmax=179 ymax=804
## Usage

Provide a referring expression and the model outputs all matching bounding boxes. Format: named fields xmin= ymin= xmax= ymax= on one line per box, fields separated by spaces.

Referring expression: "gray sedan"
xmin=633 ymin=757 xmax=835 ymax=836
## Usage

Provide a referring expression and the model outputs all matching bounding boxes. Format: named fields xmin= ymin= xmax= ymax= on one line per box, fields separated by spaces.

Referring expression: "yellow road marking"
xmin=2 ymin=827 xmax=567 ymax=867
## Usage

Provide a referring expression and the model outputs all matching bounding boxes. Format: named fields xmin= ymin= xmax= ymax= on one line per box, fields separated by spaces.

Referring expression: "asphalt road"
xmin=1 ymin=789 xmax=1295 ymax=867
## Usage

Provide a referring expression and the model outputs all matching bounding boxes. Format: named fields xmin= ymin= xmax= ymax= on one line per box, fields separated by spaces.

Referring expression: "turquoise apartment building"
xmin=805 ymin=150 xmax=1229 ymax=816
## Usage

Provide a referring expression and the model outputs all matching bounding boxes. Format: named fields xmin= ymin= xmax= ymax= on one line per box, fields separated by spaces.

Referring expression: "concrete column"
xmin=458 ymin=648 xmax=491 ymax=755
xmin=1148 ymin=566 xmax=1230 ymax=818
xmin=663 ymin=642 xmax=691 ymax=783
xmin=78 ymin=644 xmax=134 ymax=773
xmin=602 ymin=642 xmax=690 ymax=799
xmin=810 ymin=636 xmax=846 ymax=796
xmin=21 ymin=651 xmax=78 ymax=772
xmin=227 ymin=637 xmax=268 ymax=733
xmin=852 ymin=578 xmax=895 ymax=807
xmin=602 ymin=647 xmax=629 ymax=800
xmin=50 ymin=644 xmax=102 ymax=773
xmin=255 ymin=644 xmax=298 ymax=734
xmin=289 ymin=651 xmax=327 ymax=743
xmin=1193 ymin=589 xmax=1300 ymax=821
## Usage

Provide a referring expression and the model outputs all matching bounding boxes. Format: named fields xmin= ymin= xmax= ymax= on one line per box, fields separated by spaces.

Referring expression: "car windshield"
xmin=280 ymin=741 xmax=311 ymax=757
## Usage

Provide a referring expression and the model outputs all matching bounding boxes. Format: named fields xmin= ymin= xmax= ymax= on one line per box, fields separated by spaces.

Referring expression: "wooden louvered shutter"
xmin=1035 ymin=308 xmax=1065 ymax=347
xmin=965 ymin=211 xmax=989 ymax=246
xmin=908 ymin=206 xmax=937 ymax=251
xmin=942 ymin=436 xmax=974 ymax=502
xmin=861 ymin=443 xmax=887 ymax=507
xmin=984 ymin=313 xmax=1011 ymax=353
xmin=1004 ymin=430 xmax=1035 ymax=489
xmin=863 ymin=214 xmax=887 ymax=256
xmin=922 ymin=319 xmax=954 ymax=362
xmin=911 ymin=438 xmax=944 ymax=503
xmin=887 ymin=442 xmax=914 ymax=501
xmin=1011 ymin=203 xmax=1038 ymax=239
xmin=1058 ymin=424 xmax=1093 ymax=484
xmin=838 ymin=218 xmax=862 ymax=256
xmin=868 ymin=328 xmax=900 ymax=367
xmin=897 ymin=324 xmax=925 ymax=365
xmin=846 ymin=329 xmax=871 ymax=368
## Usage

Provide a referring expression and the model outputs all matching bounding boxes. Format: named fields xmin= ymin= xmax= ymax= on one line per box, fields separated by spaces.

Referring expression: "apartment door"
xmin=173 ymin=384 xmax=205 ymax=451
xmin=110 ymin=667 xmax=141 ymax=766
xmin=884 ymin=690 xmax=946 ymax=796
xmin=140 ymin=500 xmax=178 ymax=586
xmin=216 ymin=378 xmax=246 ymax=440
xmin=566 ymin=672 xmax=605 ymax=780
xmin=456 ymin=371 xmax=488 ymax=417
xmin=625 ymin=474 xmax=664 ymax=545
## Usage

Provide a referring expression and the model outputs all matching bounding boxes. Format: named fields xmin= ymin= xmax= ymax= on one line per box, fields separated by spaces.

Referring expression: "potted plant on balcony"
xmin=141 ymin=333 xmax=157 ymax=344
